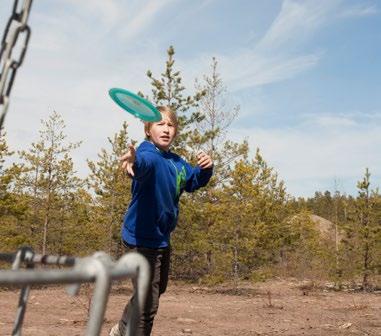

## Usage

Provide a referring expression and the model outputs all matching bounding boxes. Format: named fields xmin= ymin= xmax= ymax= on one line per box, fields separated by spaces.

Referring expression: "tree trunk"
xmin=42 ymin=213 xmax=48 ymax=255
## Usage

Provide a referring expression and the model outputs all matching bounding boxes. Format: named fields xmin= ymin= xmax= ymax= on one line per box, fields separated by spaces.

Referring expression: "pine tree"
xmin=145 ymin=46 xmax=205 ymax=157
xmin=0 ymin=130 xmax=28 ymax=251
xmin=353 ymin=169 xmax=380 ymax=290
xmin=281 ymin=210 xmax=330 ymax=279
xmin=57 ymin=188 xmax=95 ymax=256
xmin=15 ymin=112 xmax=82 ymax=254
xmin=0 ymin=129 xmax=14 ymax=211
xmin=87 ymin=122 xmax=134 ymax=257
xmin=171 ymin=58 xmax=248 ymax=280
xmin=193 ymin=57 xmax=248 ymax=185
xmin=338 ymin=169 xmax=381 ymax=289
xmin=178 ymin=149 xmax=290 ymax=282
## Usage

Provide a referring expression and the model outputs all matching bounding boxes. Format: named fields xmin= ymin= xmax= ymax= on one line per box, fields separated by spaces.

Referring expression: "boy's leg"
xmin=159 ymin=245 xmax=170 ymax=296
xmin=118 ymin=246 xmax=170 ymax=336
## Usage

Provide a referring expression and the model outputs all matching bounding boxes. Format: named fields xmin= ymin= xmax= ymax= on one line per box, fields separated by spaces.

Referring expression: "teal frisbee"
xmin=109 ymin=88 xmax=161 ymax=122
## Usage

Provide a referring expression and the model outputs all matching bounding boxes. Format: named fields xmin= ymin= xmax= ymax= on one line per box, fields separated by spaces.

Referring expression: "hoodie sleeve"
xmin=133 ymin=151 xmax=155 ymax=181
xmin=184 ymin=162 xmax=213 ymax=193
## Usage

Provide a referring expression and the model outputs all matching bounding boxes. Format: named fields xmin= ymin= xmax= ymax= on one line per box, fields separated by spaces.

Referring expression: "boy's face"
xmin=146 ymin=114 xmax=176 ymax=151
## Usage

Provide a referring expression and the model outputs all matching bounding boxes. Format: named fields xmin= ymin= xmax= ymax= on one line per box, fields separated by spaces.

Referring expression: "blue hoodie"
xmin=122 ymin=141 xmax=213 ymax=248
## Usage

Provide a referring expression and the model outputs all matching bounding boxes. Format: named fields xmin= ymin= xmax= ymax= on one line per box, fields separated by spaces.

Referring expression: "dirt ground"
xmin=0 ymin=279 xmax=380 ymax=336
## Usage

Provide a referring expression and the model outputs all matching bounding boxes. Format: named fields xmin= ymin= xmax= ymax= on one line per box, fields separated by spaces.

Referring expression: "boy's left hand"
xmin=197 ymin=151 xmax=213 ymax=170
xmin=120 ymin=144 xmax=136 ymax=177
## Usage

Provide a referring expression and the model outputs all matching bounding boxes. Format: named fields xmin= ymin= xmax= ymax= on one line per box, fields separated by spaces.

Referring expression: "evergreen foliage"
xmin=12 ymin=112 xmax=83 ymax=255
xmin=0 ymin=49 xmax=379 ymax=289
xmin=87 ymin=122 xmax=134 ymax=257
xmin=144 ymin=46 xmax=205 ymax=158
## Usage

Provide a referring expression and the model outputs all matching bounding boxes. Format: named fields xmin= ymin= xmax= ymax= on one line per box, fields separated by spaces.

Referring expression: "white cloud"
xmin=63 ymin=0 xmax=123 ymax=26
xmin=219 ymin=51 xmax=322 ymax=91
xmin=180 ymin=0 xmax=376 ymax=95
xmin=339 ymin=4 xmax=379 ymax=18
xmin=303 ymin=115 xmax=357 ymax=128
xmin=118 ymin=0 xmax=178 ymax=42
xmin=2 ymin=0 xmax=380 ymax=197
xmin=257 ymin=0 xmax=342 ymax=51
xmin=186 ymin=0 xmax=341 ymax=93
xmin=229 ymin=112 xmax=381 ymax=196
xmin=301 ymin=111 xmax=381 ymax=128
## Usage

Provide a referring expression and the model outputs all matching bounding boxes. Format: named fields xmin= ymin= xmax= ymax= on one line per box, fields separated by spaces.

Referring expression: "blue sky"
xmin=1 ymin=0 xmax=380 ymax=197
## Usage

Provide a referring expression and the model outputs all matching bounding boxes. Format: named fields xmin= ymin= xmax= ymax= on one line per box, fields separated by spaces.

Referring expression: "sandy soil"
xmin=0 ymin=279 xmax=380 ymax=336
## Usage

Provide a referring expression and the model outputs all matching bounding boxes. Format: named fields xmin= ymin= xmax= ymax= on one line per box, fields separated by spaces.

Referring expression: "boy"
xmin=110 ymin=106 xmax=213 ymax=336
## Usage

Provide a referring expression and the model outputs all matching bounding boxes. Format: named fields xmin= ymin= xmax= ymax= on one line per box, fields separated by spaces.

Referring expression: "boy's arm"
xmin=120 ymin=145 xmax=136 ymax=176
xmin=185 ymin=151 xmax=213 ymax=192
xmin=120 ymin=145 xmax=153 ymax=180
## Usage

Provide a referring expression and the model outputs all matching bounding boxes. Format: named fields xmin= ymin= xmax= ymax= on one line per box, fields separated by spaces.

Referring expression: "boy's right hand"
xmin=120 ymin=145 xmax=136 ymax=177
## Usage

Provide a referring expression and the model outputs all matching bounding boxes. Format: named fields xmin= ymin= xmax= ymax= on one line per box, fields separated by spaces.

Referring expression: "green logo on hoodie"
xmin=169 ymin=160 xmax=187 ymax=198
xmin=176 ymin=166 xmax=187 ymax=198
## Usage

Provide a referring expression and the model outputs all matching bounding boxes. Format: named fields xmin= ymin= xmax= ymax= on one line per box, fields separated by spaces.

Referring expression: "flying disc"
xmin=109 ymin=88 xmax=161 ymax=122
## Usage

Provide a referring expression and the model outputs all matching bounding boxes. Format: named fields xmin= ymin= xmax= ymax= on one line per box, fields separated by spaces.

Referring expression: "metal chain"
xmin=0 ymin=0 xmax=33 ymax=129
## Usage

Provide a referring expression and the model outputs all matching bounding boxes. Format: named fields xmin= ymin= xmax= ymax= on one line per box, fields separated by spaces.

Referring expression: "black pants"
xmin=119 ymin=244 xmax=171 ymax=336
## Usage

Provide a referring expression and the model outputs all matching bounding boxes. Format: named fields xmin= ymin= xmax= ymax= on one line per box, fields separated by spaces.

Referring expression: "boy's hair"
xmin=144 ymin=106 xmax=178 ymax=138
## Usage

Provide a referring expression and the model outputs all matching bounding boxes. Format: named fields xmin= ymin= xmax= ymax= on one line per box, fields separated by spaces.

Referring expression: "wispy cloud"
xmin=204 ymin=0 xmax=342 ymax=92
xmin=219 ymin=51 xmax=322 ymax=91
xmin=257 ymin=0 xmax=341 ymax=51
xmin=339 ymin=3 xmax=379 ymax=18
xmin=229 ymin=110 xmax=381 ymax=196
xmin=118 ymin=0 xmax=178 ymax=42
xmin=303 ymin=114 xmax=357 ymax=128
xmin=2 ymin=0 xmax=380 ymax=197
xmin=64 ymin=0 xmax=123 ymax=26
xmin=301 ymin=112 xmax=381 ymax=129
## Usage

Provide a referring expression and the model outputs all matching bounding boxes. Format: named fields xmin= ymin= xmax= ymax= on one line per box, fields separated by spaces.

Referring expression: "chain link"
xmin=0 ymin=0 xmax=33 ymax=129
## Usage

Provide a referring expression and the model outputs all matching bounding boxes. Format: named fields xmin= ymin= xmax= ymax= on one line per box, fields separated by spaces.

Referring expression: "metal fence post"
xmin=0 ymin=249 xmax=150 ymax=336
xmin=10 ymin=247 xmax=35 ymax=336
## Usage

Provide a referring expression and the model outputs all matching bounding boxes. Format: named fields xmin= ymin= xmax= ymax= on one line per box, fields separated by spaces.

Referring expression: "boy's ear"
xmin=145 ymin=130 xmax=150 ymax=138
